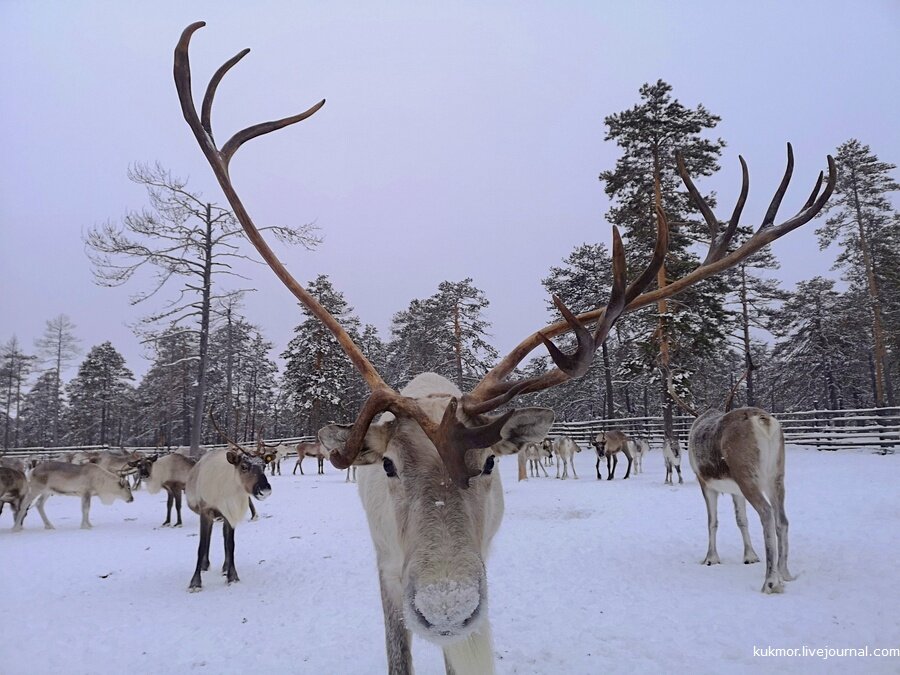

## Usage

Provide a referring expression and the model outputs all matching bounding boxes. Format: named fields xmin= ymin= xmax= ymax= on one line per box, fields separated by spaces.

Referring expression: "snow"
xmin=2 ymin=447 xmax=898 ymax=674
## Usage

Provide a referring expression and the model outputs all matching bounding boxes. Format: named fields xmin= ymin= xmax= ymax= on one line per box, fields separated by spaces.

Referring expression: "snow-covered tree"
xmin=818 ymin=139 xmax=899 ymax=406
xmin=66 ymin=342 xmax=134 ymax=446
xmin=281 ymin=275 xmax=361 ymax=434
xmin=0 ymin=337 xmax=36 ymax=449
xmin=33 ymin=314 xmax=81 ymax=445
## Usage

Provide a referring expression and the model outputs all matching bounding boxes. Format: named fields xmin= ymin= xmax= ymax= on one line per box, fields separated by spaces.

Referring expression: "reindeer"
xmin=524 ymin=442 xmax=549 ymax=478
xmin=13 ymin=462 xmax=134 ymax=530
xmin=630 ymin=438 xmax=649 ymax=475
xmin=293 ymin=440 xmax=329 ymax=475
xmin=345 ymin=466 xmax=358 ymax=483
xmin=592 ymin=430 xmax=635 ymax=480
xmin=545 ymin=437 xmax=580 ymax=479
xmin=662 ymin=438 xmax=684 ymax=485
xmin=266 ymin=443 xmax=291 ymax=476
xmin=185 ymin=427 xmax=274 ymax=591
xmin=668 ymin=374 xmax=793 ymax=593
xmin=136 ymin=453 xmax=197 ymax=527
xmin=174 ymin=20 xmax=832 ymax=669
xmin=0 ymin=466 xmax=27 ymax=525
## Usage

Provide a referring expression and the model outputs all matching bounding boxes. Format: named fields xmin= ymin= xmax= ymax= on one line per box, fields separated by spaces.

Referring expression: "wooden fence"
xmin=2 ymin=407 xmax=899 ymax=459
xmin=550 ymin=406 xmax=900 ymax=453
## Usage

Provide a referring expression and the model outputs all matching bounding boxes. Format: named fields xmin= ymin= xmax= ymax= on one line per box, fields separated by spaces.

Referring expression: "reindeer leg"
xmin=741 ymin=484 xmax=783 ymax=593
xmin=224 ymin=520 xmax=239 ymax=584
xmin=174 ymin=488 xmax=184 ymax=528
xmin=248 ymin=498 xmax=258 ymax=521
xmin=378 ymin=570 xmax=413 ymax=675
xmin=732 ymin=494 xmax=759 ymax=564
xmin=80 ymin=493 xmax=92 ymax=529
xmin=623 ymin=455 xmax=632 ymax=479
xmin=36 ymin=494 xmax=54 ymax=530
xmin=13 ymin=487 xmax=39 ymax=531
xmin=773 ymin=474 xmax=794 ymax=581
xmin=676 ymin=464 xmax=684 ymax=484
xmin=608 ymin=454 xmax=617 ymax=480
xmin=596 ymin=456 xmax=602 ymax=480
xmin=539 ymin=460 xmax=549 ymax=477
xmin=162 ymin=488 xmax=174 ymax=526
xmin=189 ymin=513 xmax=213 ymax=591
xmin=700 ymin=484 xmax=720 ymax=565
xmin=571 ymin=455 xmax=578 ymax=479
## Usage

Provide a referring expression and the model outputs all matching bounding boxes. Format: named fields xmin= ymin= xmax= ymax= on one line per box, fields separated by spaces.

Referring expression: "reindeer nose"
xmin=413 ymin=580 xmax=481 ymax=630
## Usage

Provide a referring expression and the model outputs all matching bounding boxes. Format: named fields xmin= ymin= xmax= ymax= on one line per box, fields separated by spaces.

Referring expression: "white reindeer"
xmin=522 ymin=442 xmax=549 ymax=479
xmin=629 ymin=438 xmax=649 ymax=475
xmin=185 ymin=445 xmax=273 ymax=591
xmin=662 ymin=438 xmax=684 ymax=485
xmin=13 ymin=462 xmax=134 ymax=530
xmin=546 ymin=437 xmax=580 ymax=480
xmin=174 ymin=21 xmax=833 ymax=668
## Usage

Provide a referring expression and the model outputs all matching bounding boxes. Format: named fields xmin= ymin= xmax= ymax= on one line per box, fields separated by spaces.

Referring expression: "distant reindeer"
xmin=13 ymin=462 xmax=134 ymax=530
xmin=266 ymin=443 xmax=291 ymax=476
xmin=293 ymin=440 xmax=329 ymax=475
xmin=662 ymin=438 xmax=684 ymax=485
xmin=546 ymin=437 xmax=580 ymax=479
xmin=0 ymin=466 xmax=27 ymax=526
xmin=185 ymin=421 xmax=274 ymax=591
xmin=523 ymin=442 xmax=549 ymax=478
xmin=591 ymin=430 xmax=634 ymax=479
xmin=630 ymin=438 xmax=649 ymax=475
xmin=668 ymin=372 xmax=793 ymax=593
xmin=345 ymin=466 xmax=357 ymax=483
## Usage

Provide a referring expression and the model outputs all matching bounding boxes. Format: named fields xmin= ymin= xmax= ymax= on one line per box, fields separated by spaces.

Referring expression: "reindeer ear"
xmin=319 ymin=423 xmax=390 ymax=466
xmin=226 ymin=451 xmax=241 ymax=465
xmin=491 ymin=407 xmax=555 ymax=455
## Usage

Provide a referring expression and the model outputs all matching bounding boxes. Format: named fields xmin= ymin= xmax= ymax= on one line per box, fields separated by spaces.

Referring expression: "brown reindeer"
xmin=592 ymin=430 xmax=634 ymax=480
xmin=293 ymin=440 xmax=329 ymax=475
xmin=173 ymin=20 xmax=832 ymax=669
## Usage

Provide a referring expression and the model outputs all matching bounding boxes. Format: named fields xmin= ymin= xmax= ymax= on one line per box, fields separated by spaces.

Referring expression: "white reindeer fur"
xmin=186 ymin=449 xmax=248 ymax=527
xmin=355 ymin=373 xmax=504 ymax=674
xmin=145 ymin=454 xmax=192 ymax=495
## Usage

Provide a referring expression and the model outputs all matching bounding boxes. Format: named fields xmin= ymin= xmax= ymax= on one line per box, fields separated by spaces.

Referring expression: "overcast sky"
xmin=1 ymin=1 xmax=898 ymax=380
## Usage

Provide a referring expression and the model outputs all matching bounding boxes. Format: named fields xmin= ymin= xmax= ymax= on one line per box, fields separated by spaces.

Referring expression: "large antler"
xmin=464 ymin=144 xmax=835 ymax=413
xmin=175 ymin=23 xmax=510 ymax=488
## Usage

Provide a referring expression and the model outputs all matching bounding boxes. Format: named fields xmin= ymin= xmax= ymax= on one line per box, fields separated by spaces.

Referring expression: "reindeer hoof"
xmin=744 ymin=554 xmax=760 ymax=565
xmin=762 ymin=579 xmax=785 ymax=594
xmin=188 ymin=585 xmax=202 ymax=593
xmin=702 ymin=556 xmax=721 ymax=566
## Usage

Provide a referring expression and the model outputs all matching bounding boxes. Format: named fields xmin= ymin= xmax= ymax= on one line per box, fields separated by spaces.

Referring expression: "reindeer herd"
xmin=0 ymin=20 xmax=839 ymax=675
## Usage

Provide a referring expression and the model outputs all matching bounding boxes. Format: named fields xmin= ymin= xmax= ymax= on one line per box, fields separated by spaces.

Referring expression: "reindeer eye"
xmin=482 ymin=455 xmax=495 ymax=475
xmin=383 ymin=458 xmax=398 ymax=478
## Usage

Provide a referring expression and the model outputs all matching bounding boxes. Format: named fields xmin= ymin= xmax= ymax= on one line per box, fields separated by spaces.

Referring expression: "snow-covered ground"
xmin=2 ymin=446 xmax=898 ymax=674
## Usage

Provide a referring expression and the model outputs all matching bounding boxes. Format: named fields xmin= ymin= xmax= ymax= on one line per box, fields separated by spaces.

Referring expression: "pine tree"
xmin=66 ymin=342 xmax=134 ymax=446
xmin=817 ymin=139 xmax=900 ymax=406
xmin=387 ymin=279 xmax=498 ymax=390
xmin=282 ymin=275 xmax=361 ymax=434
xmin=772 ymin=278 xmax=865 ymax=410
xmin=19 ymin=372 xmax=60 ymax=447
xmin=0 ymin=337 xmax=36 ymax=449
xmin=599 ymin=79 xmax=730 ymax=446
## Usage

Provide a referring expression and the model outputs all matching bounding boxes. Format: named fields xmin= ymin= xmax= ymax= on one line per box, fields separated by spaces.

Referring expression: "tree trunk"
xmin=851 ymin=178 xmax=888 ymax=408
xmin=453 ymin=302 xmax=464 ymax=390
xmin=225 ymin=304 xmax=234 ymax=435
xmin=601 ymin=341 xmax=615 ymax=418
xmin=740 ymin=266 xmax=755 ymax=406
xmin=3 ymin=355 xmax=12 ymax=450
xmin=190 ymin=203 xmax=214 ymax=457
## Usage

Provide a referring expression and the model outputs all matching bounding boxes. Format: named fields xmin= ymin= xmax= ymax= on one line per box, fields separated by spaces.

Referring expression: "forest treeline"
xmin=2 ymin=81 xmax=898 ymax=449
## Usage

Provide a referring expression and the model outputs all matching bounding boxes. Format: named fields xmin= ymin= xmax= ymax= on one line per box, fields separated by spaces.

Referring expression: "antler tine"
xmin=201 ymin=47 xmax=250 ymax=139
xmin=625 ymin=190 xmax=669 ymax=304
xmin=676 ymin=151 xmax=719 ymax=242
xmin=220 ymin=99 xmax=326 ymax=168
xmin=801 ymin=170 xmax=825 ymax=212
xmin=537 ymin=296 xmax=594 ymax=378
xmin=718 ymin=155 xmax=749 ymax=259
xmin=208 ymin=409 xmax=240 ymax=449
xmin=761 ymin=143 xmax=794 ymax=229
xmin=592 ymin=225 xmax=628 ymax=344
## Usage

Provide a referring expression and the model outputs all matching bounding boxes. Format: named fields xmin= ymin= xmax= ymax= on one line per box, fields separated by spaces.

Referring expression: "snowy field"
xmin=2 ymin=446 xmax=898 ymax=674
